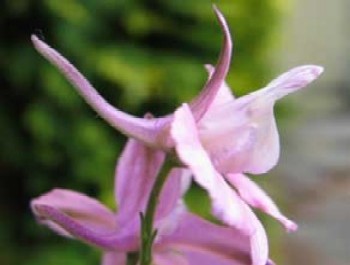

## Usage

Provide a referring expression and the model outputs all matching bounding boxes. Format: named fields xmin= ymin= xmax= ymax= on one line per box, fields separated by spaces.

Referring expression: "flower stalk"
xmin=139 ymin=157 xmax=174 ymax=265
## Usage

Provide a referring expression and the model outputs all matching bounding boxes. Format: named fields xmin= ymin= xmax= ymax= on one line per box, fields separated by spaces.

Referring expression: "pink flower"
xmin=31 ymin=139 xmax=272 ymax=265
xmin=31 ymin=5 xmax=323 ymax=263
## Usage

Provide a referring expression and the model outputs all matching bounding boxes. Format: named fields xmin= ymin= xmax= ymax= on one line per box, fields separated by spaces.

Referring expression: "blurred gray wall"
xmin=275 ymin=0 xmax=350 ymax=264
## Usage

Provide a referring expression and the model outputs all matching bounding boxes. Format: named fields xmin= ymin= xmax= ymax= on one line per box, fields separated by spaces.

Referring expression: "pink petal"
xmin=159 ymin=213 xmax=268 ymax=265
xmin=153 ymin=249 xmax=189 ymax=265
xmin=31 ymin=35 xmax=169 ymax=148
xmin=31 ymin=189 xmax=137 ymax=251
xmin=171 ymin=104 xmax=242 ymax=225
xmin=250 ymin=215 xmax=269 ymax=265
xmin=199 ymin=65 xmax=323 ymax=174
xmin=156 ymin=169 xmax=191 ymax=220
xmin=171 ymin=104 xmax=255 ymax=232
xmin=227 ymin=173 xmax=298 ymax=232
xmin=190 ymin=6 xmax=233 ymax=121
xmin=264 ymin=65 xmax=324 ymax=100
xmin=101 ymin=251 xmax=126 ymax=265
xmin=159 ymin=213 xmax=249 ymax=264
xmin=115 ymin=138 xmax=165 ymax=227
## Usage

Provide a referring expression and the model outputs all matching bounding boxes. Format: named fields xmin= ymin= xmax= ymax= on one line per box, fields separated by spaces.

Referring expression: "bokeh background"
xmin=0 ymin=0 xmax=349 ymax=264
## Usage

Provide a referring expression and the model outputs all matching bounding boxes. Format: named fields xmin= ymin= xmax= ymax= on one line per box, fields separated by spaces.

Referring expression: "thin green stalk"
xmin=139 ymin=157 xmax=174 ymax=265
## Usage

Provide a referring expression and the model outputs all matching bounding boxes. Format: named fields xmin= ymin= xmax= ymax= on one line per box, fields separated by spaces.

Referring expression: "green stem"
xmin=139 ymin=157 xmax=173 ymax=265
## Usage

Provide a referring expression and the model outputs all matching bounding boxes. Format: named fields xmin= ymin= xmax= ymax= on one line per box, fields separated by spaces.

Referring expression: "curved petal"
xmin=31 ymin=189 xmax=137 ymax=251
xmin=190 ymin=6 xmax=233 ymax=121
xmin=227 ymin=173 xmax=298 ymax=232
xmin=170 ymin=104 xmax=257 ymax=233
xmin=115 ymin=138 xmax=165 ymax=227
xmin=158 ymin=213 xmax=268 ymax=265
xmin=31 ymin=35 xmax=169 ymax=148
xmin=199 ymin=65 xmax=323 ymax=174
xmin=171 ymin=104 xmax=238 ymax=226
xmin=264 ymin=65 xmax=324 ymax=100
xmin=250 ymin=214 xmax=269 ymax=265
xmin=156 ymin=168 xmax=191 ymax=220
xmin=101 ymin=251 xmax=126 ymax=265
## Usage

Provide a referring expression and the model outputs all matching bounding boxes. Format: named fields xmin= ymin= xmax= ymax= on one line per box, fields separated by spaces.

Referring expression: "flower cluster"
xmin=30 ymin=6 xmax=323 ymax=265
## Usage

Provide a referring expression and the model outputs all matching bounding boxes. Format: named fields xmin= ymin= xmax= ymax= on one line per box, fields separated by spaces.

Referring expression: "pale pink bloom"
xmin=31 ymin=4 xmax=322 ymax=262
xmin=30 ymin=6 xmax=322 ymax=175
xmin=31 ymin=139 xmax=272 ymax=265
xmin=198 ymin=64 xmax=323 ymax=176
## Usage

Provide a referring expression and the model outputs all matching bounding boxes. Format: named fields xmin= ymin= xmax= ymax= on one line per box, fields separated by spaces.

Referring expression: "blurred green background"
xmin=0 ymin=0 xmax=288 ymax=264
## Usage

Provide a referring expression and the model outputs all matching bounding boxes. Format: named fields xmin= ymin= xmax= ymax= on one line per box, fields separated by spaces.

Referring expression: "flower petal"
xmin=190 ymin=6 xmax=233 ymax=121
xmin=250 ymin=215 xmax=269 ymax=265
xmin=227 ymin=173 xmax=298 ymax=232
xmin=171 ymin=104 xmax=255 ymax=232
xmin=115 ymin=138 xmax=165 ymax=227
xmin=156 ymin=169 xmax=192 ymax=220
xmin=153 ymin=249 xmax=189 ymax=265
xmin=101 ymin=251 xmax=126 ymax=265
xmin=170 ymin=104 xmax=269 ymax=264
xmin=31 ymin=35 xmax=168 ymax=148
xmin=264 ymin=65 xmax=324 ymax=100
xmin=171 ymin=104 xmax=242 ymax=225
xmin=158 ymin=213 xmax=268 ymax=265
xmin=31 ymin=189 xmax=136 ymax=251
xmin=199 ymin=65 xmax=323 ymax=174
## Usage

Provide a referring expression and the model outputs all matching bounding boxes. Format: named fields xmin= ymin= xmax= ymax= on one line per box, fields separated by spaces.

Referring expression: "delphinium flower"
xmin=31 ymin=138 xmax=273 ymax=265
xmin=31 ymin=5 xmax=323 ymax=265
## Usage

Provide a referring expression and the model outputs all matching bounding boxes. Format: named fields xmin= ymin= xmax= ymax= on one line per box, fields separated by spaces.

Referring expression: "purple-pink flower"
xmin=31 ymin=139 xmax=272 ymax=265
xmin=31 ymin=5 xmax=324 ymax=265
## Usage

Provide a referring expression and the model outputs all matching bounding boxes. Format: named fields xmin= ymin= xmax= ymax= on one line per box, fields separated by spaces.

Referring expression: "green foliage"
xmin=0 ymin=0 xmax=284 ymax=264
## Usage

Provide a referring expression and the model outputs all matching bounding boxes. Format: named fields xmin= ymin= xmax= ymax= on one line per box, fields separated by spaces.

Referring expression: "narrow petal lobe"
xmin=227 ymin=173 xmax=298 ymax=232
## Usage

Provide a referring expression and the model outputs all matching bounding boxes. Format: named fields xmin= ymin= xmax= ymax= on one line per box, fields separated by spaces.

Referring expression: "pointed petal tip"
xmin=212 ymin=4 xmax=227 ymax=26
xmin=311 ymin=65 xmax=324 ymax=76
xmin=212 ymin=3 xmax=219 ymax=12
xmin=300 ymin=64 xmax=324 ymax=80
xmin=31 ymin=34 xmax=38 ymax=42
xmin=284 ymin=219 xmax=298 ymax=233
xmin=211 ymin=4 xmax=232 ymax=52
xmin=31 ymin=34 xmax=42 ymax=47
xmin=265 ymin=64 xmax=324 ymax=99
xmin=293 ymin=65 xmax=324 ymax=89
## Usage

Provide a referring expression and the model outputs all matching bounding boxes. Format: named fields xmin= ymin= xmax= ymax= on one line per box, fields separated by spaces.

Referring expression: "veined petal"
xmin=31 ymin=189 xmax=137 ymax=251
xmin=170 ymin=104 xmax=269 ymax=264
xmin=156 ymin=169 xmax=191 ymax=220
xmin=227 ymin=173 xmax=298 ymax=232
xmin=115 ymin=138 xmax=165 ymax=228
xmin=31 ymin=35 xmax=169 ymax=148
xmin=170 ymin=104 xmax=253 ymax=232
xmin=199 ymin=65 xmax=323 ymax=174
xmin=101 ymin=252 xmax=126 ymax=265
xmin=190 ymin=5 xmax=233 ymax=121
xmin=159 ymin=213 xmax=268 ymax=265
xmin=264 ymin=65 xmax=324 ymax=100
